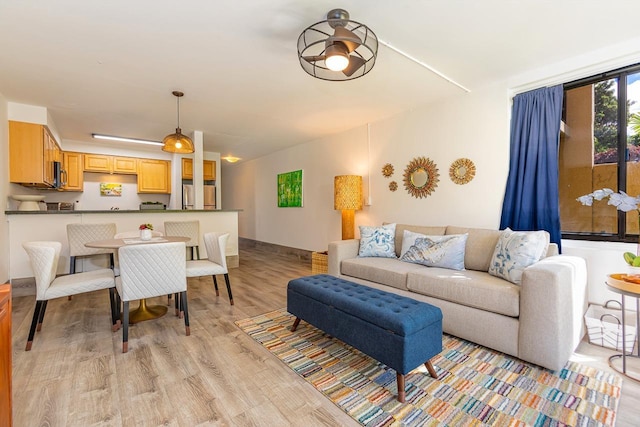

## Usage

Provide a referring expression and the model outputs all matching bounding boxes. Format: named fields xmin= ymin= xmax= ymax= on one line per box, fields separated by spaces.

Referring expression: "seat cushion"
xmin=341 ymin=257 xmax=425 ymax=290
xmin=45 ymin=268 xmax=115 ymax=300
xmin=186 ymin=259 xmax=226 ymax=277
xmin=406 ymin=268 xmax=520 ymax=317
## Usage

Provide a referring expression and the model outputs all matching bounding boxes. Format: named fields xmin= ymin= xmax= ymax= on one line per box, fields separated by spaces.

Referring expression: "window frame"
xmin=561 ymin=62 xmax=640 ymax=244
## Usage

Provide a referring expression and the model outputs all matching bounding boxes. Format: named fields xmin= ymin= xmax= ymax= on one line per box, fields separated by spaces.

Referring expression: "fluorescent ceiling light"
xmin=92 ymin=134 xmax=164 ymax=146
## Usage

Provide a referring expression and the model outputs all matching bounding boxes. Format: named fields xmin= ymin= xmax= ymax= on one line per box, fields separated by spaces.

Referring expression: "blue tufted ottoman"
xmin=287 ymin=274 xmax=442 ymax=402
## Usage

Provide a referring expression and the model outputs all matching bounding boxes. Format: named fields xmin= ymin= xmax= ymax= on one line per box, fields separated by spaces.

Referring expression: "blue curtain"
xmin=500 ymin=85 xmax=563 ymax=251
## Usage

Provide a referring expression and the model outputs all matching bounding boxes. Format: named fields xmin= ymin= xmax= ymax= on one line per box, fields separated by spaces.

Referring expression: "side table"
xmin=605 ymin=274 xmax=640 ymax=382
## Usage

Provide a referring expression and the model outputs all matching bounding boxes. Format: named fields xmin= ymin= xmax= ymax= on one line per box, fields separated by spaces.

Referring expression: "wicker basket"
xmin=312 ymin=251 xmax=328 ymax=274
xmin=584 ymin=300 xmax=637 ymax=353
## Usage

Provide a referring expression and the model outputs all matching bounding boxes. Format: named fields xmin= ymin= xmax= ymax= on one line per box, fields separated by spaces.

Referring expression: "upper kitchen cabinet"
xmin=112 ymin=156 xmax=137 ymax=174
xmin=203 ymin=160 xmax=216 ymax=181
xmin=182 ymin=158 xmax=216 ymax=181
xmin=138 ymin=159 xmax=171 ymax=193
xmin=62 ymin=152 xmax=83 ymax=191
xmin=83 ymin=154 xmax=111 ymax=172
xmin=9 ymin=121 xmax=60 ymax=188
xmin=84 ymin=154 xmax=137 ymax=174
xmin=182 ymin=158 xmax=194 ymax=179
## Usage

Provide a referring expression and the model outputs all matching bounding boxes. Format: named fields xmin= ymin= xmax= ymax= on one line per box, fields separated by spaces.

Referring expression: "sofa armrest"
xmin=518 ymin=255 xmax=588 ymax=370
xmin=328 ymin=239 xmax=360 ymax=276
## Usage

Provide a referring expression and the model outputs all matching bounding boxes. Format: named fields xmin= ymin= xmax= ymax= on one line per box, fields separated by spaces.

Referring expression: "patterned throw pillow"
xmin=400 ymin=229 xmax=427 ymax=258
xmin=358 ymin=223 xmax=397 ymax=258
xmin=488 ymin=228 xmax=550 ymax=284
xmin=399 ymin=234 xmax=468 ymax=271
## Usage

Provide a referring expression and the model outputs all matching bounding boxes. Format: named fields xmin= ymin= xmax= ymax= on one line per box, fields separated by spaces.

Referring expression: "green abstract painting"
xmin=277 ymin=170 xmax=303 ymax=207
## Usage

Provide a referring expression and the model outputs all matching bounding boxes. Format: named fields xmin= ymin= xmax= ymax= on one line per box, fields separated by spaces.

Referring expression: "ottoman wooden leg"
xmin=425 ymin=360 xmax=438 ymax=378
xmin=396 ymin=373 xmax=406 ymax=402
xmin=291 ymin=317 xmax=301 ymax=332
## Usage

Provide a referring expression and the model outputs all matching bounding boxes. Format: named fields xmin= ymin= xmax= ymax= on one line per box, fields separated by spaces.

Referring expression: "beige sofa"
xmin=328 ymin=224 xmax=588 ymax=371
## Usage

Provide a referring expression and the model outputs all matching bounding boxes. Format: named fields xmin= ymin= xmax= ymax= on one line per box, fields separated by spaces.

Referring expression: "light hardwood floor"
xmin=10 ymin=246 xmax=640 ymax=426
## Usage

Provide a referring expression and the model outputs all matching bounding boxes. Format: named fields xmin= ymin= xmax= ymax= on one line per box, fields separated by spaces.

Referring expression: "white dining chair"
xmin=111 ymin=230 xmax=165 ymax=277
xmin=67 ymin=223 xmax=117 ymax=273
xmin=22 ymin=241 xmax=117 ymax=351
xmin=186 ymin=232 xmax=234 ymax=305
xmin=115 ymin=241 xmax=190 ymax=353
xmin=164 ymin=220 xmax=200 ymax=260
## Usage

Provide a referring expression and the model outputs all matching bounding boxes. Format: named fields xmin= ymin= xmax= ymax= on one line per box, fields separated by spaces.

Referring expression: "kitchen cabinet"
xmin=203 ymin=160 xmax=216 ymax=181
xmin=83 ymin=154 xmax=111 ymax=172
xmin=182 ymin=158 xmax=216 ymax=181
xmin=138 ymin=159 xmax=171 ymax=193
xmin=0 ymin=284 xmax=12 ymax=427
xmin=9 ymin=120 xmax=60 ymax=188
xmin=84 ymin=154 xmax=137 ymax=174
xmin=182 ymin=158 xmax=194 ymax=179
xmin=63 ymin=152 xmax=84 ymax=191
xmin=112 ymin=156 xmax=137 ymax=174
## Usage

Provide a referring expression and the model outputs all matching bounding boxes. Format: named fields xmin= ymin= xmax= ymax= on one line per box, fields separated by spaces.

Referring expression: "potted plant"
xmin=139 ymin=223 xmax=154 ymax=241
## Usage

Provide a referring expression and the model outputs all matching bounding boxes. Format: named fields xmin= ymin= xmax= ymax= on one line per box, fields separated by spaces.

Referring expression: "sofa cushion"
xmin=488 ymin=228 xmax=549 ymax=285
xmin=340 ymin=257 xmax=425 ymax=291
xmin=406 ymin=268 xmax=520 ymax=317
xmin=446 ymin=226 xmax=501 ymax=271
xmin=400 ymin=234 xmax=468 ymax=271
xmin=358 ymin=223 xmax=397 ymax=258
xmin=391 ymin=224 xmax=446 ymax=257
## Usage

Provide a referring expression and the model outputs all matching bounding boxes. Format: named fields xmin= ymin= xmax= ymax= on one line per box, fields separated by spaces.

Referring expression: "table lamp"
xmin=334 ymin=175 xmax=363 ymax=240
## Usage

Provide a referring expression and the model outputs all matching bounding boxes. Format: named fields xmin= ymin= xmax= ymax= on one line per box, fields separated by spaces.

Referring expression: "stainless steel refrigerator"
xmin=183 ymin=184 xmax=216 ymax=210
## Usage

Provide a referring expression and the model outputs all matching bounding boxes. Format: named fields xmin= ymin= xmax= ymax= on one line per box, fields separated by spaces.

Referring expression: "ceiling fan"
xmin=297 ymin=9 xmax=378 ymax=81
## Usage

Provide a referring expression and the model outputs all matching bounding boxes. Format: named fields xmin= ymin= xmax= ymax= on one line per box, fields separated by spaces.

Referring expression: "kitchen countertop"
xmin=5 ymin=209 xmax=241 ymax=215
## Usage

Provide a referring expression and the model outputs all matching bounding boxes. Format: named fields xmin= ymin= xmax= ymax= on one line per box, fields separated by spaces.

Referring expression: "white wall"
xmin=223 ymin=81 xmax=510 ymax=251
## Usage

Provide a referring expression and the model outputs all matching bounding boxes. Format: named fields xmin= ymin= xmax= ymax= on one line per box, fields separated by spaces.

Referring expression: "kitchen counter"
xmin=5 ymin=209 xmax=241 ymax=215
xmin=7 ymin=209 xmax=240 ymax=280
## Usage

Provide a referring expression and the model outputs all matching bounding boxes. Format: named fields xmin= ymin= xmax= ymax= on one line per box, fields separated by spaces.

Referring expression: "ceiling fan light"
xmin=325 ymin=44 xmax=349 ymax=71
xmin=297 ymin=8 xmax=377 ymax=82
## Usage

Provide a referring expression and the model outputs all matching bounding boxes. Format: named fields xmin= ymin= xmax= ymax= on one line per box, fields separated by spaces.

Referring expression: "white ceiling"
xmin=2 ymin=1 xmax=640 ymax=162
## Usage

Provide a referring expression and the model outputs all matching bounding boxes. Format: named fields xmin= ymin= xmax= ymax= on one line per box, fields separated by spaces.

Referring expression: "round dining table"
xmin=85 ymin=235 xmax=190 ymax=324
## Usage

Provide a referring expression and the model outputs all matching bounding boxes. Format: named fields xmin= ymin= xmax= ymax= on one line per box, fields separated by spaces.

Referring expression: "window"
xmin=560 ymin=63 xmax=640 ymax=242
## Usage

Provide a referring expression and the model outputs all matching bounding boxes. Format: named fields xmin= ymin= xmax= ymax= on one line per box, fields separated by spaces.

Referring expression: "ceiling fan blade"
xmin=302 ymin=55 xmax=327 ymax=63
xmin=328 ymin=27 xmax=362 ymax=52
xmin=342 ymin=56 xmax=366 ymax=76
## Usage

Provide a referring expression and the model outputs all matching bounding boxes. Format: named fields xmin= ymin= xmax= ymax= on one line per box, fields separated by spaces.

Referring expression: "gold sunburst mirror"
xmin=449 ymin=158 xmax=476 ymax=185
xmin=381 ymin=163 xmax=394 ymax=178
xmin=389 ymin=181 xmax=398 ymax=192
xmin=403 ymin=157 xmax=439 ymax=198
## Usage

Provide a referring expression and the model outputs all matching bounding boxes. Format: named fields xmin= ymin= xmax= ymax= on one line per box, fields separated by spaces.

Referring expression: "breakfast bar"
xmin=6 ymin=209 xmax=240 ymax=281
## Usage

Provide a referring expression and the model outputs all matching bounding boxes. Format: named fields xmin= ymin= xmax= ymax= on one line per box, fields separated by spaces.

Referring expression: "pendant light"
xmin=162 ymin=91 xmax=194 ymax=153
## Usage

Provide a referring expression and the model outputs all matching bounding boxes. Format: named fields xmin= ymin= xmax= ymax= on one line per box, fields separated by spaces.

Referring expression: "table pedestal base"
xmin=608 ymin=354 xmax=640 ymax=383
xmin=128 ymin=299 xmax=168 ymax=324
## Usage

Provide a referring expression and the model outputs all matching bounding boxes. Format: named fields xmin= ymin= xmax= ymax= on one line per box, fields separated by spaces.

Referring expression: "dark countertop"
xmin=5 ymin=209 xmax=241 ymax=215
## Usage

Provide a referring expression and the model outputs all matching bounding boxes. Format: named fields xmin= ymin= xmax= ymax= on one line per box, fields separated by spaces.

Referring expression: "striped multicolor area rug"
xmin=236 ymin=309 xmax=622 ymax=427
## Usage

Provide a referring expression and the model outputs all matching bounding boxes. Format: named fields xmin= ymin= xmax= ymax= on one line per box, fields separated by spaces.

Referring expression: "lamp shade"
xmin=162 ymin=129 xmax=194 ymax=153
xmin=334 ymin=175 xmax=363 ymax=210
xmin=162 ymin=91 xmax=194 ymax=153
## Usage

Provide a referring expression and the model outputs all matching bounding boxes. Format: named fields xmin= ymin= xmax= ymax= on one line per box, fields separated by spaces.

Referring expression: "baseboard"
xmin=239 ymin=237 xmax=313 ymax=262
xmin=10 ymin=277 xmax=36 ymax=297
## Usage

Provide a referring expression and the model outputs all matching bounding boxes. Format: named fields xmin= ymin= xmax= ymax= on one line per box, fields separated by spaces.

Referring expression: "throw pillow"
xmin=488 ymin=228 xmax=550 ymax=284
xmin=399 ymin=234 xmax=468 ymax=271
xmin=400 ymin=229 xmax=427 ymax=258
xmin=358 ymin=223 xmax=397 ymax=258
